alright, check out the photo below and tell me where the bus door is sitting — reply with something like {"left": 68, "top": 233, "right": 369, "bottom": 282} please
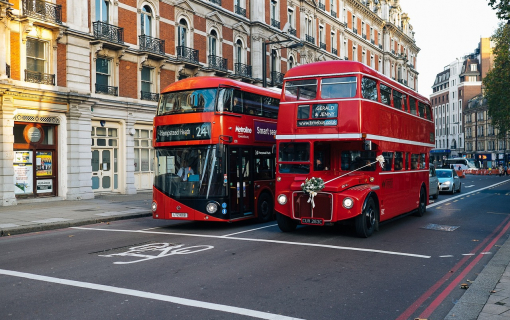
{"left": 228, "top": 147, "right": 253, "bottom": 219}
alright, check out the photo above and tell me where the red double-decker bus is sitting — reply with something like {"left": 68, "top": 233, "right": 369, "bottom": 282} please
{"left": 274, "top": 61, "right": 435, "bottom": 237}
{"left": 152, "top": 77, "right": 280, "bottom": 223}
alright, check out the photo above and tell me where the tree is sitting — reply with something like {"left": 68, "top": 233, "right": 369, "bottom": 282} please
{"left": 488, "top": 0, "right": 510, "bottom": 22}
{"left": 483, "top": 23, "right": 510, "bottom": 137}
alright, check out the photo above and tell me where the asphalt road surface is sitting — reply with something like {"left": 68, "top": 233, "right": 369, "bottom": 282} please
{"left": 1, "top": 175, "right": 509, "bottom": 320}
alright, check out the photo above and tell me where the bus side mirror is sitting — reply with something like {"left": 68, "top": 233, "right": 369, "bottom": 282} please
{"left": 363, "top": 140, "right": 372, "bottom": 151}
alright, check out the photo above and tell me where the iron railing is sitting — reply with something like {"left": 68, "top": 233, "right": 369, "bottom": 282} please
{"left": 6, "top": 64, "right": 10, "bottom": 78}
{"left": 235, "top": 63, "right": 252, "bottom": 78}
{"left": 289, "top": 27, "right": 297, "bottom": 36}
{"left": 305, "top": 34, "right": 315, "bottom": 44}
{"left": 139, "top": 35, "right": 165, "bottom": 55}
{"left": 93, "top": 21, "right": 124, "bottom": 44}
{"left": 318, "top": 2, "right": 325, "bottom": 10}
{"left": 332, "top": 48, "right": 337, "bottom": 55}
{"left": 331, "top": 10, "right": 336, "bottom": 18}
{"left": 210, "top": 0, "right": 221, "bottom": 5}
{"left": 24, "top": 69, "right": 55, "bottom": 85}
{"left": 235, "top": 5, "right": 246, "bottom": 17}
{"left": 22, "top": 0, "right": 62, "bottom": 24}
{"left": 208, "top": 55, "right": 228, "bottom": 71}
{"left": 176, "top": 46, "right": 199, "bottom": 64}
{"left": 95, "top": 84, "right": 118, "bottom": 96}
{"left": 320, "top": 42, "right": 326, "bottom": 50}
{"left": 141, "top": 91, "right": 159, "bottom": 102}
{"left": 271, "top": 18, "right": 280, "bottom": 29}
{"left": 271, "top": 71, "right": 284, "bottom": 86}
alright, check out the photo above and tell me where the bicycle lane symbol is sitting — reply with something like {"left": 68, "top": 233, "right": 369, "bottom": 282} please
{"left": 98, "top": 243, "right": 214, "bottom": 264}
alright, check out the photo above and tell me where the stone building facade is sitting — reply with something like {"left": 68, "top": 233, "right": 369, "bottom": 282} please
{"left": 0, "top": 0, "right": 420, "bottom": 206}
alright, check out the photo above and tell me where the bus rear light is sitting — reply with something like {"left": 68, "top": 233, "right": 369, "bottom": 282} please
{"left": 206, "top": 202, "right": 219, "bottom": 214}
{"left": 151, "top": 201, "right": 157, "bottom": 212}
{"left": 277, "top": 194, "right": 287, "bottom": 205}
{"left": 342, "top": 197, "right": 354, "bottom": 209}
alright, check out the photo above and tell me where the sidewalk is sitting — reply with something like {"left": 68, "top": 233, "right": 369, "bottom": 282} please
{"left": 0, "top": 193, "right": 509, "bottom": 319}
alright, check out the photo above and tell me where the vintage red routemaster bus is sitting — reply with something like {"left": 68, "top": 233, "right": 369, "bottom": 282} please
{"left": 152, "top": 77, "right": 280, "bottom": 223}
{"left": 274, "top": 61, "right": 435, "bottom": 237}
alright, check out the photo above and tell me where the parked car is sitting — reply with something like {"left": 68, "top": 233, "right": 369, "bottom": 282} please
{"left": 429, "top": 164, "right": 439, "bottom": 199}
{"left": 436, "top": 168, "right": 461, "bottom": 194}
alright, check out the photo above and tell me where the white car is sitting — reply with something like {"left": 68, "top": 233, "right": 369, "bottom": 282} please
{"left": 429, "top": 164, "right": 439, "bottom": 199}
{"left": 437, "top": 168, "right": 462, "bottom": 194}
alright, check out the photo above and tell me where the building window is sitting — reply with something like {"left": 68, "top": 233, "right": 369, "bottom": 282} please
{"left": 288, "top": 8, "right": 294, "bottom": 27}
{"left": 141, "top": 66, "right": 152, "bottom": 94}
{"left": 140, "top": 5, "right": 153, "bottom": 36}
{"left": 470, "top": 64, "right": 477, "bottom": 71}
{"left": 209, "top": 30, "right": 218, "bottom": 56}
{"left": 271, "top": 0, "right": 277, "bottom": 21}
{"left": 134, "top": 129, "right": 154, "bottom": 174}
{"left": 26, "top": 39, "right": 47, "bottom": 74}
{"left": 288, "top": 55, "right": 294, "bottom": 70}
{"left": 178, "top": 19, "right": 188, "bottom": 47}
{"left": 235, "top": 39, "right": 243, "bottom": 64}
{"left": 95, "top": 0, "right": 109, "bottom": 22}
{"left": 468, "top": 76, "right": 477, "bottom": 82}
{"left": 352, "top": 45, "right": 356, "bottom": 62}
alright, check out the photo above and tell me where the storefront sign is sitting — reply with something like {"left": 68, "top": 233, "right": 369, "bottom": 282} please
{"left": 254, "top": 120, "right": 276, "bottom": 142}
{"left": 14, "top": 151, "right": 33, "bottom": 195}
{"left": 26, "top": 126, "right": 42, "bottom": 143}
{"left": 156, "top": 123, "right": 211, "bottom": 142}
{"left": 36, "top": 151, "right": 52, "bottom": 176}
{"left": 36, "top": 179, "right": 53, "bottom": 193}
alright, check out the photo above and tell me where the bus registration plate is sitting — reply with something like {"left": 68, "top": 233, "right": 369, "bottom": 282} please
{"left": 301, "top": 217, "right": 324, "bottom": 226}
{"left": 171, "top": 212, "right": 188, "bottom": 218}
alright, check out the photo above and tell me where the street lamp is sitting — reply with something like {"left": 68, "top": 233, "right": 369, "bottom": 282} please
{"left": 262, "top": 40, "right": 303, "bottom": 87}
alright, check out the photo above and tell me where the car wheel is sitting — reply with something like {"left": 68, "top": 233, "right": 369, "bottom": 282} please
{"left": 355, "top": 196, "right": 378, "bottom": 238}
{"left": 276, "top": 212, "right": 297, "bottom": 232}
{"left": 432, "top": 184, "right": 439, "bottom": 199}
{"left": 450, "top": 185, "right": 455, "bottom": 195}
{"left": 256, "top": 193, "right": 273, "bottom": 223}
{"left": 415, "top": 186, "right": 427, "bottom": 217}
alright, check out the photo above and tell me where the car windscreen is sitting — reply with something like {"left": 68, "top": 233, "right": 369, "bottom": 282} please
{"left": 436, "top": 170, "right": 452, "bottom": 178}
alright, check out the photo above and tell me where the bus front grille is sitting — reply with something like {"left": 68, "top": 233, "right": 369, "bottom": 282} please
{"left": 293, "top": 192, "right": 333, "bottom": 221}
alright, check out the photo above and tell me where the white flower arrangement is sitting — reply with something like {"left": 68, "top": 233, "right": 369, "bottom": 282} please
{"left": 301, "top": 177, "right": 325, "bottom": 208}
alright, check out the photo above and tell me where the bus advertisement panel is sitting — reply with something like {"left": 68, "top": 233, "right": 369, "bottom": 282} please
{"left": 152, "top": 77, "right": 280, "bottom": 223}
{"left": 274, "top": 61, "right": 435, "bottom": 237}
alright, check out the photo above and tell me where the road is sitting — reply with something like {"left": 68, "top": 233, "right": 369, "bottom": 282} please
{"left": 1, "top": 175, "right": 509, "bottom": 320}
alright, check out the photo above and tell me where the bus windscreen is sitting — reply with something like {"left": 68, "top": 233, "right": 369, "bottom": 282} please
{"left": 158, "top": 89, "right": 217, "bottom": 115}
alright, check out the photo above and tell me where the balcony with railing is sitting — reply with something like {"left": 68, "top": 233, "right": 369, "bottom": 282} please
{"left": 22, "top": 0, "right": 62, "bottom": 25}
{"left": 271, "top": 71, "right": 284, "bottom": 87}
{"left": 93, "top": 21, "right": 124, "bottom": 45}
{"left": 318, "top": 2, "right": 325, "bottom": 10}
{"left": 353, "top": 28, "right": 357, "bottom": 34}
{"left": 305, "top": 34, "right": 315, "bottom": 44}
{"left": 210, "top": 0, "right": 221, "bottom": 5}
{"left": 371, "top": 39, "right": 375, "bottom": 45}
{"left": 332, "top": 48, "right": 337, "bottom": 55}
{"left": 141, "top": 91, "right": 160, "bottom": 102}
{"left": 176, "top": 46, "right": 199, "bottom": 64}
{"left": 234, "top": 63, "right": 252, "bottom": 78}
{"left": 6, "top": 64, "right": 10, "bottom": 78}
{"left": 271, "top": 18, "right": 280, "bottom": 29}
{"left": 289, "top": 27, "right": 297, "bottom": 36}
{"left": 95, "top": 84, "right": 118, "bottom": 96}
{"left": 235, "top": 5, "right": 246, "bottom": 17}
{"left": 331, "top": 10, "right": 336, "bottom": 18}
{"left": 320, "top": 42, "right": 326, "bottom": 50}
{"left": 208, "top": 55, "right": 228, "bottom": 72}
{"left": 139, "top": 35, "right": 165, "bottom": 57}
{"left": 24, "top": 69, "right": 55, "bottom": 85}
{"left": 362, "top": 33, "right": 367, "bottom": 40}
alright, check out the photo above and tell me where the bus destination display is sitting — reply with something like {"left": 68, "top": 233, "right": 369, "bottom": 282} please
{"left": 156, "top": 122, "right": 211, "bottom": 142}
{"left": 312, "top": 103, "right": 338, "bottom": 118}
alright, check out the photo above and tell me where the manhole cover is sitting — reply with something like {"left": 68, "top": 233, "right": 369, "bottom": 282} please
{"left": 421, "top": 224, "right": 459, "bottom": 232}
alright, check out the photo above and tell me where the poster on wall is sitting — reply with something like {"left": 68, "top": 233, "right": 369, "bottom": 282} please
{"left": 36, "top": 179, "right": 53, "bottom": 193}
{"left": 36, "top": 151, "right": 52, "bottom": 176}
{"left": 14, "top": 151, "right": 33, "bottom": 195}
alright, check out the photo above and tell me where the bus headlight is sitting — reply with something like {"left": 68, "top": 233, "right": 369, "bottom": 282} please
{"left": 277, "top": 194, "right": 287, "bottom": 205}
{"left": 206, "top": 202, "right": 219, "bottom": 214}
{"left": 151, "top": 201, "right": 157, "bottom": 212}
{"left": 343, "top": 197, "right": 354, "bottom": 209}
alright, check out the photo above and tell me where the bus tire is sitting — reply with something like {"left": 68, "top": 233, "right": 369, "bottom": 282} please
{"left": 277, "top": 212, "right": 297, "bottom": 232}
{"left": 415, "top": 186, "right": 427, "bottom": 217}
{"left": 256, "top": 193, "right": 273, "bottom": 223}
{"left": 355, "top": 196, "right": 378, "bottom": 238}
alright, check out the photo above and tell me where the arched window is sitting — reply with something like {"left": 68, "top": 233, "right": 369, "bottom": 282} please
{"left": 141, "top": 5, "right": 152, "bottom": 36}
{"left": 209, "top": 30, "right": 218, "bottom": 57}
{"left": 178, "top": 19, "right": 188, "bottom": 47}
{"left": 271, "top": 49, "right": 278, "bottom": 72}
{"left": 288, "top": 56, "right": 294, "bottom": 70}
{"left": 235, "top": 39, "right": 243, "bottom": 64}
{"left": 96, "top": 0, "right": 109, "bottom": 22}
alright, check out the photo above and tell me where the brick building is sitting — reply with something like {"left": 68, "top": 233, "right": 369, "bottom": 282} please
{"left": 0, "top": 0, "right": 420, "bottom": 206}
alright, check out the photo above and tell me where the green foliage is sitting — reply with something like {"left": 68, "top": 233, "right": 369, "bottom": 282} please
{"left": 488, "top": 0, "right": 510, "bottom": 22}
{"left": 483, "top": 23, "right": 510, "bottom": 137}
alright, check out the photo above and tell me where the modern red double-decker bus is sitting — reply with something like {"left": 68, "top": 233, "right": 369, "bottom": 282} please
{"left": 152, "top": 77, "right": 280, "bottom": 223}
{"left": 274, "top": 61, "right": 435, "bottom": 237}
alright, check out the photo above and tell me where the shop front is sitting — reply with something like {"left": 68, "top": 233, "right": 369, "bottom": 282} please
{"left": 430, "top": 149, "right": 451, "bottom": 167}
{"left": 13, "top": 122, "right": 58, "bottom": 198}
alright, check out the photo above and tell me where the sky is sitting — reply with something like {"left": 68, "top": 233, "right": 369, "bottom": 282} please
{"left": 399, "top": 0, "right": 503, "bottom": 97}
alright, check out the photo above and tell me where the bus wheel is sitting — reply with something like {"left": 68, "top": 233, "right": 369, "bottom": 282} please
{"left": 277, "top": 212, "right": 297, "bottom": 232}
{"left": 415, "top": 187, "right": 427, "bottom": 217}
{"left": 256, "top": 193, "right": 273, "bottom": 223}
{"left": 355, "top": 197, "right": 377, "bottom": 238}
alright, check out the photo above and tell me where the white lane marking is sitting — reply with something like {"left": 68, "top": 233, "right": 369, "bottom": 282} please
{"left": 427, "top": 179, "right": 510, "bottom": 209}
{"left": 0, "top": 269, "right": 303, "bottom": 320}
{"left": 71, "top": 227, "right": 431, "bottom": 259}
{"left": 222, "top": 224, "right": 277, "bottom": 237}
{"left": 481, "top": 252, "right": 492, "bottom": 255}
{"left": 465, "top": 185, "right": 475, "bottom": 188}
{"left": 439, "top": 255, "right": 454, "bottom": 258}
{"left": 462, "top": 253, "right": 475, "bottom": 256}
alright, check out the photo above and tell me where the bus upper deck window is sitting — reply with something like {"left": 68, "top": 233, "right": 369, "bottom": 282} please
{"left": 284, "top": 79, "right": 317, "bottom": 101}
{"left": 321, "top": 76, "right": 357, "bottom": 99}
{"left": 380, "top": 84, "right": 391, "bottom": 106}
{"left": 361, "top": 77, "right": 378, "bottom": 101}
